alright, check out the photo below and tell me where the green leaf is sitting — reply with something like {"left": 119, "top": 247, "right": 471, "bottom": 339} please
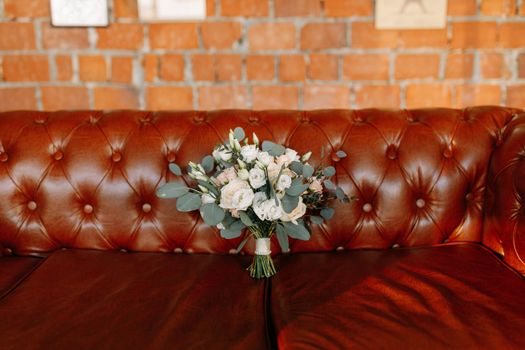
{"left": 262, "top": 141, "right": 285, "bottom": 156}
{"left": 336, "top": 187, "right": 347, "bottom": 201}
{"left": 233, "top": 127, "right": 245, "bottom": 141}
{"left": 156, "top": 182, "right": 189, "bottom": 199}
{"left": 289, "top": 161, "right": 303, "bottom": 175}
{"left": 282, "top": 222, "right": 310, "bottom": 241}
{"left": 302, "top": 164, "right": 314, "bottom": 178}
{"left": 220, "top": 220, "right": 246, "bottom": 239}
{"left": 276, "top": 224, "right": 290, "bottom": 253}
{"left": 323, "top": 180, "right": 336, "bottom": 190}
{"left": 239, "top": 211, "right": 254, "bottom": 227}
{"left": 201, "top": 155, "right": 214, "bottom": 173}
{"left": 168, "top": 163, "right": 182, "bottom": 176}
{"left": 221, "top": 211, "right": 236, "bottom": 227}
{"left": 282, "top": 194, "right": 299, "bottom": 214}
{"left": 323, "top": 166, "right": 336, "bottom": 177}
{"left": 336, "top": 150, "right": 347, "bottom": 158}
{"left": 235, "top": 237, "right": 249, "bottom": 253}
{"left": 200, "top": 203, "right": 225, "bottom": 226}
{"left": 311, "top": 215, "right": 324, "bottom": 225}
{"left": 197, "top": 180, "right": 219, "bottom": 196}
{"left": 286, "top": 183, "right": 309, "bottom": 197}
{"left": 176, "top": 192, "right": 201, "bottom": 212}
{"left": 262, "top": 140, "right": 274, "bottom": 152}
{"left": 320, "top": 207, "right": 335, "bottom": 220}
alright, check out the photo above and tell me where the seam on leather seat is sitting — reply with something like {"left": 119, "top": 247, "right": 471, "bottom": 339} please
{"left": 264, "top": 277, "right": 278, "bottom": 350}
{"left": 0, "top": 256, "right": 46, "bottom": 301}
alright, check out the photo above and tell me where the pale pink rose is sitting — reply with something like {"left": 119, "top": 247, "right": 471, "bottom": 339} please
{"left": 215, "top": 172, "right": 228, "bottom": 186}
{"left": 230, "top": 209, "right": 240, "bottom": 218}
{"left": 223, "top": 167, "right": 237, "bottom": 182}
{"left": 309, "top": 179, "right": 323, "bottom": 193}
{"left": 281, "top": 197, "right": 307, "bottom": 224}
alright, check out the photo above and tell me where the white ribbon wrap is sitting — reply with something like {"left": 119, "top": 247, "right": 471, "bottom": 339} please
{"left": 255, "top": 238, "right": 271, "bottom": 255}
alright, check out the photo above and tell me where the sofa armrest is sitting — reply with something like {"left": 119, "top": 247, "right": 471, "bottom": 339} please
{"left": 484, "top": 113, "right": 525, "bottom": 275}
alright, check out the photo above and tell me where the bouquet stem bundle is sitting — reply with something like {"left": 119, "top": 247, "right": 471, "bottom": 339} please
{"left": 248, "top": 253, "right": 276, "bottom": 279}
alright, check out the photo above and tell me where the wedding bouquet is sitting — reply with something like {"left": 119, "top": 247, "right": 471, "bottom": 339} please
{"left": 157, "top": 127, "right": 350, "bottom": 278}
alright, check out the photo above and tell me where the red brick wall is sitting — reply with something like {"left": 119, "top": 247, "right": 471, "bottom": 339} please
{"left": 0, "top": 0, "right": 524, "bottom": 111}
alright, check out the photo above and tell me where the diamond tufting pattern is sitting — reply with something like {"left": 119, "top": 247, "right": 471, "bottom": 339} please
{"left": 0, "top": 108, "right": 521, "bottom": 260}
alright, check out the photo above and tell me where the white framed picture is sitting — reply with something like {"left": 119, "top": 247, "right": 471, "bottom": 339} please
{"left": 375, "top": 0, "right": 447, "bottom": 29}
{"left": 138, "top": 0, "right": 206, "bottom": 21}
{"left": 50, "top": 0, "right": 109, "bottom": 27}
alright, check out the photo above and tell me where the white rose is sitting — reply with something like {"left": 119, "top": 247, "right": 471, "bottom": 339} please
{"left": 215, "top": 146, "right": 232, "bottom": 161}
{"left": 230, "top": 188, "right": 255, "bottom": 211}
{"left": 257, "top": 151, "right": 273, "bottom": 166}
{"left": 263, "top": 199, "right": 283, "bottom": 221}
{"left": 253, "top": 195, "right": 268, "bottom": 221}
{"left": 219, "top": 179, "right": 252, "bottom": 209}
{"left": 237, "top": 168, "right": 249, "bottom": 180}
{"left": 223, "top": 167, "right": 237, "bottom": 182}
{"left": 309, "top": 179, "right": 323, "bottom": 193}
{"left": 201, "top": 193, "right": 216, "bottom": 204}
{"left": 280, "top": 197, "right": 307, "bottom": 224}
{"left": 276, "top": 154, "right": 291, "bottom": 167}
{"left": 249, "top": 167, "right": 266, "bottom": 189}
{"left": 276, "top": 174, "right": 292, "bottom": 191}
{"left": 267, "top": 161, "right": 281, "bottom": 182}
{"left": 285, "top": 148, "right": 299, "bottom": 162}
{"left": 241, "top": 145, "right": 259, "bottom": 163}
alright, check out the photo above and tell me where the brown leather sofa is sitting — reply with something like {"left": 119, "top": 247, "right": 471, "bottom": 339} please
{"left": 1, "top": 107, "right": 525, "bottom": 349}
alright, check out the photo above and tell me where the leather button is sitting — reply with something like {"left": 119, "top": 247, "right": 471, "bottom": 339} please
{"left": 362, "top": 203, "right": 373, "bottom": 213}
{"left": 174, "top": 248, "right": 183, "bottom": 253}
{"left": 249, "top": 115, "right": 259, "bottom": 123}
{"left": 142, "top": 203, "right": 152, "bottom": 213}
{"left": 186, "top": 248, "right": 194, "bottom": 254}
{"left": 300, "top": 115, "right": 310, "bottom": 124}
{"left": 83, "top": 204, "right": 94, "bottom": 214}
{"left": 465, "top": 193, "right": 473, "bottom": 201}
{"left": 0, "top": 152, "right": 8, "bottom": 162}
{"left": 4, "top": 248, "right": 12, "bottom": 255}
{"left": 386, "top": 145, "right": 397, "bottom": 160}
{"left": 89, "top": 115, "right": 100, "bottom": 124}
{"left": 353, "top": 115, "right": 363, "bottom": 123}
{"left": 34, "top": 117, "right": 46, "bottom": 124}
{"left": 443, "top": 147, "right": 453, "bottom": 159}
{"left": 140, "top": 115, "right": 151, "bottom": 124}
{"left": 336, "top": 246, "right": 344, "bottom": 251}
{"left": 331, "top": 152, "right": 341, "bottom": 162}
{"left": 416, "top": 198, "right": 426, "bottom": 208}
{"left": 229, "top": 248, "right": 237, "bottom": 254}
{"left": 112, "top": 152, "right": 122, "bottom": 162}
{"left": 53, "top": 151, "right": 63, "bottom": 161}
{"left": 166, "top": 152, "right": 176, "bottom": 163}
{"left": 27, "top": 201, "right": 37, "bottom": 211}
{"left": 120, "top": 248, "right": 127, "bottom": 253}
{"left": 193, "top": 114, "right": 205, "bottom": 123}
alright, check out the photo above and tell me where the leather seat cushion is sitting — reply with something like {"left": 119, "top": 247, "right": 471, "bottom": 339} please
{"left": 271, "top": 243, "right": 525, "bottom": 349}
{"left": 0, "top": 250, "right": 270, "bottom": 350}
{"left": 0, "top": 256, "right": 42, "bottom": 299}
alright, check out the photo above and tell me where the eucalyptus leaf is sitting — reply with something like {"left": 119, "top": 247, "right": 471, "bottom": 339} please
{"left": 323, "top": 180, "right": 336, "bottom": 190}
{"left": 168, "top": 163, "right": 182, "bottom": 176}
{"left": 197, "top": 180, "right": 219, "bottom": 196}
{"left": 323, "top": 166, "right": 336, "bottom": 177}
{"left": 221, "top": 211, "right": 236, "bottom": 228}
{"left": 176, "top": 192, "right": 201, "bottom": 212}
{"left": 269, "top": 144, "right": 286, "bottom": 157}
{"left": 233, "top": 127, "right": 245, "bottom": 141}
{"left": 276, "top": 224, "right": 290, "bottom": 253}
{"left": 239, "top": 211, "right": 254, "bottom": 227}
{"left": 311, "top": 215, "right": 324, "bottom": 225}
{"left": 201, "top": 155, "right": 214, "bottom": 173}
{"left": 320, "top": 207, "right": 335, "bottom": 220}
{"left": 200, "top": 203, "right": 225, "bottom": 226}
{"left": 286, "top": 183, "right": 309, "bottom": 197}
{"left": 235, "top": 236, "right": 249, "bottom": 253}
{"left": 156, "top": 182, "right": 189, "bottom": 199}
{"left": 262, "top": 141, "right": 274, "bottom": 152}
{"left": 282, "top": 222, "right": 310, "bottom": 241}
{"left": 289, "top": 161, "right": 303, "bottom": 175}
{"left": 336, "top": 150, "right": 347, "bottom": 158}
{"left": 336, "top": 187, "right": 347, "bottom": 201}
{"left": 220, "top": 220, "right": 246, "bottom": 239}
{"left": 282, "top": 194, "right": 299, "bottom": 213}
{"left": 302, "top": 164, "right": 314, "bottom": 178}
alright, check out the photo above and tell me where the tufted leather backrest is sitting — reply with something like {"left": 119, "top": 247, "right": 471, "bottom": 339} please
{"left": 484, "top": 113, "right": 525, "bottom": 274}
{"left": 0, "top": 108, "right": 519, "bottom": 256}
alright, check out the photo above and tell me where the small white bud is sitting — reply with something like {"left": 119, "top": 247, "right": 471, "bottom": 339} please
{"left": 237, "top": 159, "right": 246, "bottom": 168}
{"left": 198, "top": 185, "right": 209, "bottom": 193}
{"left": 253, "top": 133, "right": 259, "bottom": 146}
{"left": 234, "top": 139, "right": 242, "bottom": 151}
{"left": 301, "top": 151, "right": 312, "bottom": 162}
